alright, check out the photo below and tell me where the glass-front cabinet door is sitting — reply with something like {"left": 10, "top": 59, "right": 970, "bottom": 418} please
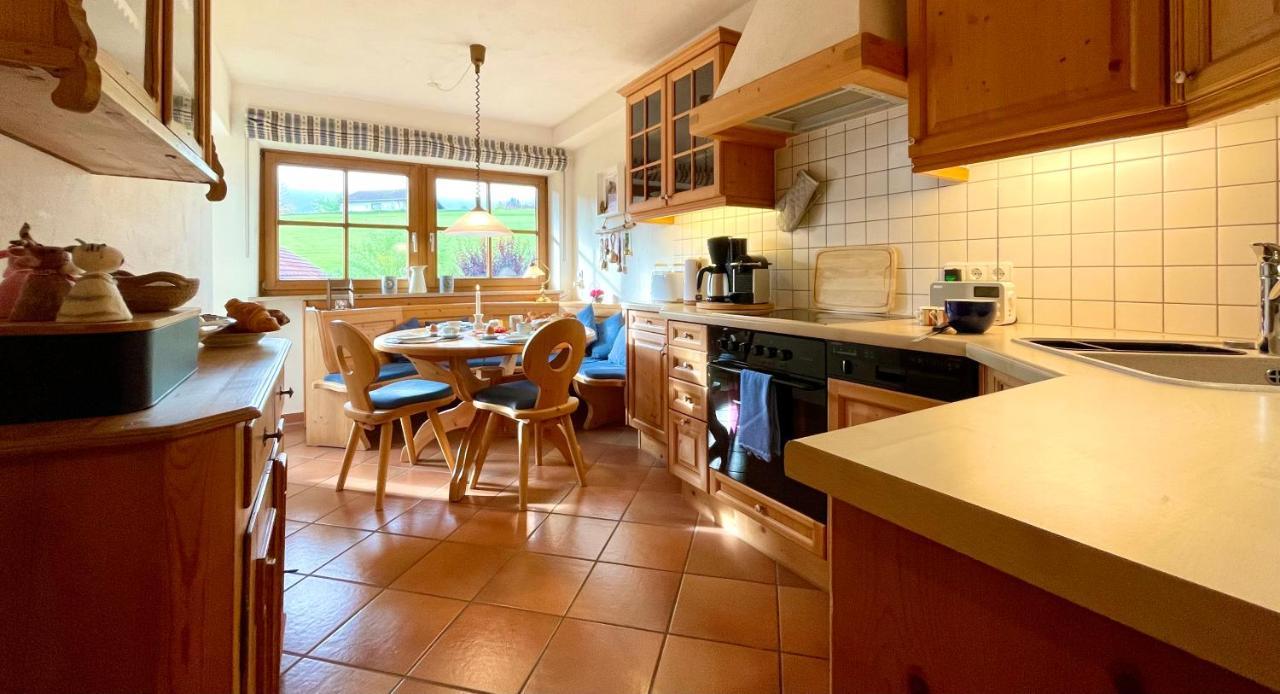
{"left": 626, "top": 78, "right": 666, "bottom": 215}
{"left": 82, "top": 0, "right": 162, "bottom": 113}
{"left": 166, "top": 0, "right": 204, "bottom": 156}
{"left": 667, "top": 48, "right": 721, "bottom": 207}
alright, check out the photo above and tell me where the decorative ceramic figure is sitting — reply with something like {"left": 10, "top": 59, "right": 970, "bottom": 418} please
{"left": 0, "top": 224, "right": 38, "bottom": 319}
{"left": 8, "top": 225, "right": 74, "bottom": 322}
{"left": 56, "top": 240, "right": 132, "bottom": 323}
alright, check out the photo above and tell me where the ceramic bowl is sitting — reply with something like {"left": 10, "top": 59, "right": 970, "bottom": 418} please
{"left": 115, "top": 271, "right": 200, "bottom": 312}
{"left": 944, "top": 299, "right": 998, "bottom": 334}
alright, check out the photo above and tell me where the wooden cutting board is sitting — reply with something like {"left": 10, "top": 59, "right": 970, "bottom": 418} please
{"left": 812, "top": 246, "right": 899, "bottom": 313}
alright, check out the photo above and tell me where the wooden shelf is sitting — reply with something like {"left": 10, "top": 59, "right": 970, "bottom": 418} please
{"left": 0, "top": 62, "right": 216, "bottom": 184}
{"left": 0, "top": 308, "right": 198, "bottom": 336}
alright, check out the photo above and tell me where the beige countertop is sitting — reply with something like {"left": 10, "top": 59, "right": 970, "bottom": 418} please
{"left": 654, "top": 305, "right": 1280, "bottom": 689}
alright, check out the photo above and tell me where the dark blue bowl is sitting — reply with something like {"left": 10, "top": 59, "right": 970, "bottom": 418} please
{"left": 945, "top": 299, "right": 997, "bottom": 334}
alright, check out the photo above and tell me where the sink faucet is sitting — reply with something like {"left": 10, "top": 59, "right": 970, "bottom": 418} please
{"left": 1254, "top": 242, "right": 1280, "bottom": 353}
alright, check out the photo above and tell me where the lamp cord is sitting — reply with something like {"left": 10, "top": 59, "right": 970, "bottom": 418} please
{"left": 473, "top": 64, "right": 482, "bottom": 206}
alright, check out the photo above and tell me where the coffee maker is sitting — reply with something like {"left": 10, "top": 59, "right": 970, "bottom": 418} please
{"left": 695, "top": 236, "right": 733, "bottom": 302}
{"left": 729, "top": 250, "right": 771, "bottom": 304}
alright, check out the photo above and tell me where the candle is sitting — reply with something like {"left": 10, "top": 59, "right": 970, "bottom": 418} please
{"left": 474, "top": 284, "right": 481, "bottom": 315}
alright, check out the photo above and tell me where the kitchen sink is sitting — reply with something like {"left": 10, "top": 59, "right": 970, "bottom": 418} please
{"left": 1023, "top": 338, "right": 1246, "bottom": 355}
{"left": 1019, "top": 338, "right": 1280, "bottom": 390}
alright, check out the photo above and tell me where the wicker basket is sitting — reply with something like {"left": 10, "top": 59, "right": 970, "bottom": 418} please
{"left": 114, "top": 272, "right": 200, "bottom": 313}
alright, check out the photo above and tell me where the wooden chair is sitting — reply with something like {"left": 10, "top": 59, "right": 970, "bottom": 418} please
{"left": 327, "top": 320, "right": 457, "bottom": 510}
{"left": 467, "top": 318, "right": 590, "bottom": 510}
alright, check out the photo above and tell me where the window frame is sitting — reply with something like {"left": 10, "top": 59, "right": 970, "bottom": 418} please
{"left": 259, "top": 149, "right": 549, "bottom": 296}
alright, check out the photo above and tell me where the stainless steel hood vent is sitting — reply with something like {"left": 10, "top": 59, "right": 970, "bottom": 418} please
{"left": 748, "top": 85, "right": 903, "bottom": 134}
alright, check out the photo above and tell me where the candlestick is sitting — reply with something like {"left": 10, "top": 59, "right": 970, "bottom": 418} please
{"left": 474, "top": 284, "right": 481, "bottom": 316}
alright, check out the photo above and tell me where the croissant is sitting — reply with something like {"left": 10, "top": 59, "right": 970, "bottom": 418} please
{"left": 225, "top": 298, "right": 282, "bottom": 333}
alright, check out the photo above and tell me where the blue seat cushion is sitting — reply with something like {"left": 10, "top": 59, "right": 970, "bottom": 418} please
{"left": 473, "top": 379, "right": 539, "bottom": 410}
{"left": 607, "top": 325, "right": 627, "bottom": 366}
{"left": 579, "top": 357, "right": 626, "bottom": 380}
{"left": 468, "top": 355, "right": 523, "bottom": 368}
{"left": 575, "top": 303, "right": 598, "bottom": 352}
{"left": 324, "top": 360, "right": 417, "bottom": 385}
{"left": 368, "top": 379, "right": 454, "bottom": 410}
{"left": 589, "top": 311, "right": 624, "bottom": 360}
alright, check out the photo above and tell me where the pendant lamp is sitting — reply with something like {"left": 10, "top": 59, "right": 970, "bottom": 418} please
{"left": 443, "top": 44, "right": 512, "bottom": 237}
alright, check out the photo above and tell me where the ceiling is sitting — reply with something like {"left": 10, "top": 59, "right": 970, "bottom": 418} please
{"left": 215, "top": 0, "right": 753, "bottom": 130}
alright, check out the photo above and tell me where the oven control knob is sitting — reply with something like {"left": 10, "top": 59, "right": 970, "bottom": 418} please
{"left": 780, "top": 349, "right": 794, "bottom": 361}
{"left": 718, "top": 338, "right": 731, "bottom": 351}
{"left": 767, "top": 347, "right": 779, "bottom": 358}
{"left": 842, "top": 359, "right": 853, "bottom": 374}
{"left": 753, "top": 345, "right": 766, "bottom": 356}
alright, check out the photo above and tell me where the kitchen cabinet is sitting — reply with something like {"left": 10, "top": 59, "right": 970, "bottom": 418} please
{"left": 908, "top": 0, "right": 1280, "bottom": 171}
{"left": 829, "top": 499, "right": 1273, "bottom": 694}
{"left": 667, "top": 411, "right": 708, "bottom": 491}
{"left": 0, "top": 0, "right": 226, "bottom": 200}
{"left": 626, "top": 310, "right": 668, "bottom": 445}
{"left": 828, "top": 379, "right": 946, "bottom": 430}
{"left": 0, "top": 340, "right": 290, "bottom": 694}
{"left": 1178, "top": 0, "right": 1280, "bottom": 109}
{"left": 907, "top": 0, "right": 1178, "bottom": 172}
{"left": 618, "top": 27, "right": 775, "bottom": 220}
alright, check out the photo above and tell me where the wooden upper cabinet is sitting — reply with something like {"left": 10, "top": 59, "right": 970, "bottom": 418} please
{"left": 1178, "top": 0, "right": 1280, "bottom": 110}
{"left": 0, "top": 0, "right": 226, "bottom": 200}
{"left": 907, "top": 0, "right": 1178, "bottom": 171}
{"left": 626, "top": 79, "right": 667, "bottom": 217}
{"left": 619, "top": 27, "right": 774, "bottom": 220}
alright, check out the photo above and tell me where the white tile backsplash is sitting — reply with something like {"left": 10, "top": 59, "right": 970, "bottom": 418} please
{"left": 649, "top": 101, "right": 1280, "bottom": 338}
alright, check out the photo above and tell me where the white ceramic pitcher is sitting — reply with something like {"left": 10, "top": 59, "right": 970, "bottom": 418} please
{"left": 407, "top": 265, "right": 428, "bottom": 293}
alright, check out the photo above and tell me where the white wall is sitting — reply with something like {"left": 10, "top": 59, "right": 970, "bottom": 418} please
{"left": 0, "top": 135, "right": 216, "bottom": 309}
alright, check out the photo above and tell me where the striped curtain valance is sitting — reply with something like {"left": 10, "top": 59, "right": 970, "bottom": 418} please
{"left": 245, "top": 108, "right": 567, "bottom": 172}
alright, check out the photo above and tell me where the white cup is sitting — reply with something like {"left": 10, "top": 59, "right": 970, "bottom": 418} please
{"left": 439, "top": 321, "right": 461, "bottom": 337}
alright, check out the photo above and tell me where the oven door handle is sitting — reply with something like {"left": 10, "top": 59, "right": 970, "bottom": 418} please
{"left": 708, "top": 363, "right": 826, "bottom": 391}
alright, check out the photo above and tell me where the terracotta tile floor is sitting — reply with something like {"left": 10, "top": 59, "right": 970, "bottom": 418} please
{"left": 279, "top": 424, "right": 830, "bottom": 694}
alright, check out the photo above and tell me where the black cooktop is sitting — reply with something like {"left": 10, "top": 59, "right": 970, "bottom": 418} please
{"left": 765, "top": 309, "right": 908, "bottom": 324}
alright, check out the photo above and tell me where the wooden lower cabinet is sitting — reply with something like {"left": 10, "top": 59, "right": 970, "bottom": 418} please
{"left": 828, "top": 379, "right": 946, "bottom": 429}
{"left": 667, "top": 409, "right": 708, "bottom": 491}
{"left": 243, "top": 454, "right": 288, "bottom": 694}
{"left": 829, "top": 499, "right": 1273, "bottom": 693}
{"left": 0, "top": 340, "right": 290, "bottom": 694}
{"left": 626, "top": 311, "right": 668, "bottom": 444}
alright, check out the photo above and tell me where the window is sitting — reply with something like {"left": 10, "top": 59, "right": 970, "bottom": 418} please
{"left": 432, "top": 174, "right": 540, "bottom": 280}
{"left": 260, "top": 150, "right": 548, "bottom": 295}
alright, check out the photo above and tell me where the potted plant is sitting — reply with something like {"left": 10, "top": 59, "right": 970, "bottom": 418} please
{"left": 589, "top": 288, "right": 605, "bottom": 304}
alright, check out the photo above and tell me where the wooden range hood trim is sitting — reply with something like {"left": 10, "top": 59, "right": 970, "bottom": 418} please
{"left": 688, "top": 32, "right": 907, "bottom": 145}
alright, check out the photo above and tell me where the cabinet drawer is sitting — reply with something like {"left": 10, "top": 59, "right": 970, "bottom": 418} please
{"left": 629, "top": 310, "right": 666, "bottom": 335}
{"left": 243, "top": 371, "right": 287, "bottom": 506}
{"left": 668, "top": 345, "right": 707, "bottom": 386}
{"left": 711, "top": 472, "right": 825, "bottom": 558}
{"left": 667, "top": 411, "right": 708, "bottom": 492}
{"left": 668, "top": 321, "right": 708, "bottom": 352}
{"left": 668, "top": 378, "right": 707, "bottom": 421}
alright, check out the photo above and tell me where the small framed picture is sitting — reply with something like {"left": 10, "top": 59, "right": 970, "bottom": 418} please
{"left": 596, "top": 166, "right": 620, "bottom": 217}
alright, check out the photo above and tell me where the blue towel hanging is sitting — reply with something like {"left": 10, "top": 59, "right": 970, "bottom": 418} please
{"left": 737, "top": 369, "right": 779, "bottom": 462}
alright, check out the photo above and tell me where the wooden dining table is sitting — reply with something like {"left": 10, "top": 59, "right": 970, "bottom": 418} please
{"left": 374, "top": 325, "right": 595, "bottom": 500}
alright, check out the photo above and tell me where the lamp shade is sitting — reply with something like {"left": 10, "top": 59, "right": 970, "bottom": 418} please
{"left": 442, "top": 206, "right": 513, "bottom": 237}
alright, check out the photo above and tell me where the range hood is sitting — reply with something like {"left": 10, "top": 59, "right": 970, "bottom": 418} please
{"left": 690, "top": 0, "right": 907, "bottom": 145}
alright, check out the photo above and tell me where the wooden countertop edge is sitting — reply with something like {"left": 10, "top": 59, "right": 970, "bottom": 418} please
{"left": 0, "top": 338, "right": 290, "bottom": 455}
{"left": 787, "top": 440, "right": 1280, "bottom": 690}
{"left": 0, "top": 308, "right": 199, "bottom": 335}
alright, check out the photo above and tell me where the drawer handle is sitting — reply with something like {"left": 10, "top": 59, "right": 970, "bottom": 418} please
{"left": 278, "top": 387, "right": 294, "bottom": 398}
{"left": 680, "top": 332, "right": 693, "bottom": 339}
{"left": 682, "top": 395, "right": 695, "bottom": 404}
{"left": 753, "top": 503, "right": 767, "bottom": 515}
{"left": 263, "top": 430, "right": 283, "bottom": 443}
{"left": 677, "top": 362, "right": 693, "bottom": 370}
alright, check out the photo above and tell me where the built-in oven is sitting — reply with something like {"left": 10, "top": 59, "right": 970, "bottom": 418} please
{"left": 706, "top": 327, "right": 829, "bottom": 522}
